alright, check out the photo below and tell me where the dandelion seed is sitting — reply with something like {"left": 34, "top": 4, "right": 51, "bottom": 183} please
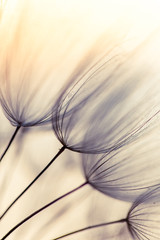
{"left": 3, "top": 27, "right": 160, "bottom": 219}
{"left": 0, "top": 13, "right": 130, "bottom": 215}
{"left": 53, "top": 30, "right": 160, "bottom": 154}
{"left": 0, "top": 0, "right": 107, "bottom": 161}
{"left": 0, "top": 2, "right": 71, "bottom": 160}
{"left": 0, "top": 0, "right": 101, "bottom": 128}
{"left": 82, "top": 128, "right": 160, "bottom": 202}
{"left": 127, "top": 186, "right": 160, "bottom": 239}
{"left": 0, "top": 17, "right": 64, "bottom": 127}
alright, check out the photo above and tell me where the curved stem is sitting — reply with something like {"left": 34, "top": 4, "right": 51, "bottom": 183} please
{"left": 0, "top": 145, "right": 66, "bottom": 220}
{"left": 1, "top": 181, "right": 88, "bottom": 240}
{"left": 0, "top": 126, "right": 21, "bottom": 162}
{"left": 53, "top": 218, "right": 127, "bottom": 240}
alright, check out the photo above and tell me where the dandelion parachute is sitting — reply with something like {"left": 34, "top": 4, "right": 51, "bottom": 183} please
{"left": 82, "top": 126, "right": 160, "bottom": 201}
{"left": 53, "top": 30, "right": 160, "bottom": 154}
{"left": 127, "top": 186, "right": 160, "bottom": 239}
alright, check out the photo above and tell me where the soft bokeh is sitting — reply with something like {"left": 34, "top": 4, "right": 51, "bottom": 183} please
{"left": 0, "top": 0, "right": 160, "bottom": 239}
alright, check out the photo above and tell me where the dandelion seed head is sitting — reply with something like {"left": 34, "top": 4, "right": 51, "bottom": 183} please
{"left": 127, "top": 186, "right": 160, "bottom": 239}
{"left": 53, "top": 30, "right": 160, "bottom": 153}
{"left": 0, "top": 0, "right": 107, "bottom": 127}
{"left": 82, "top": 127, "right": 160, "bottom": 202}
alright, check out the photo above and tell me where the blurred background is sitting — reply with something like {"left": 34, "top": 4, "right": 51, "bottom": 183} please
{"left": 0, "top": 0, "right": 160, "bottom": 239}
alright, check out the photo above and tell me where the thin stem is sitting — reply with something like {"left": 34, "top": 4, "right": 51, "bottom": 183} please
{"left": 0, "top": 126, "right": 21, "bottom": 162}
{"left": 0, "top": 145, "right": 66, "bottom": 220}
{"left": 53, "top": 218, "right": 127, "bottom": 240}
{"left": 1, "top": 182, "right": 88, "bottom": 240}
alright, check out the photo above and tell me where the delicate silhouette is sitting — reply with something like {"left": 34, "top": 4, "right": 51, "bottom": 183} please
{"left": 53, "top": 30, "right": 160, "bottom": 154}
{"left": 127, "top": 186, "right": 160, "bottom": 239}
{"left": 0, "top": 25, "right": 128, "bottom": 216}
{"left": 82, "top": 125, "right": 160, "bottom": 202}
